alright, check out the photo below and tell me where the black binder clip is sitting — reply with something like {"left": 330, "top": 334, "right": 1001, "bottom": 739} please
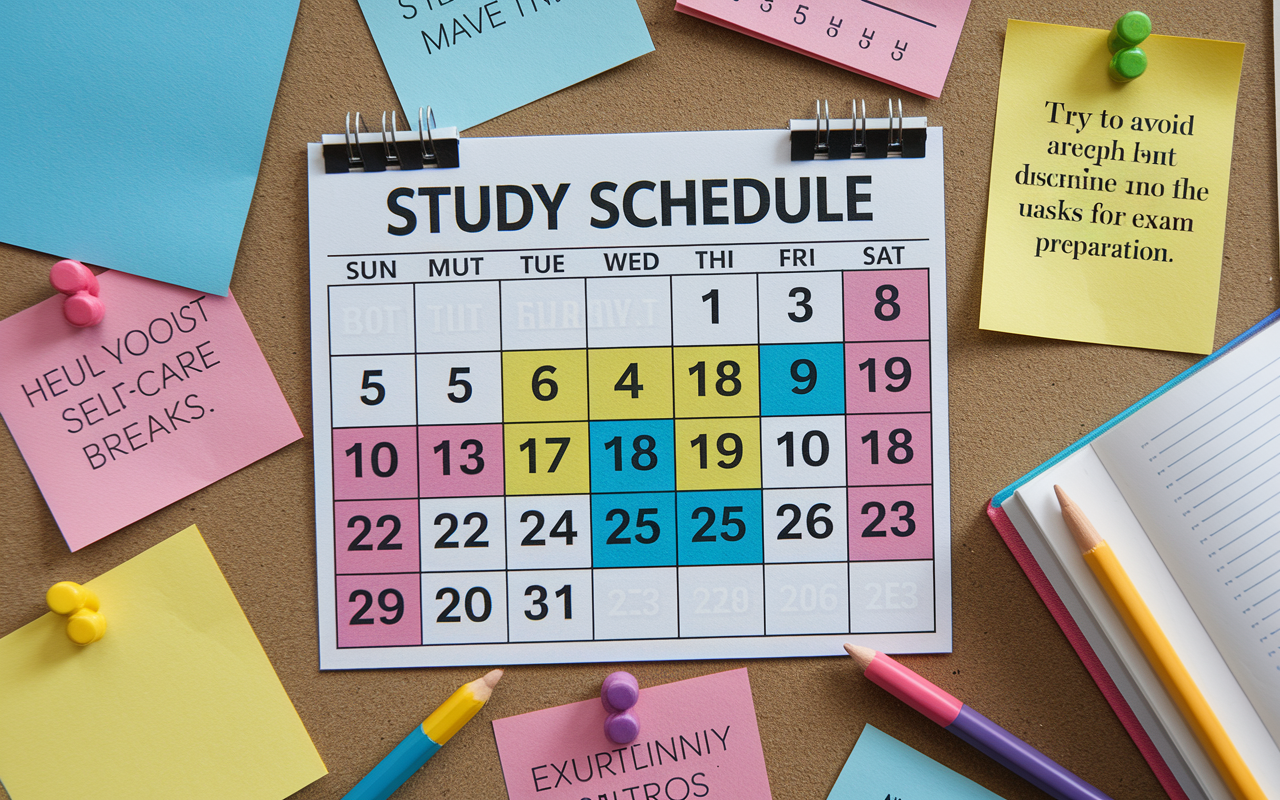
{"left": 323, "top": 107, "right": 460, "bottom": 173}
{"left": 790, "top": 100, "right": 927, "bottom": 160}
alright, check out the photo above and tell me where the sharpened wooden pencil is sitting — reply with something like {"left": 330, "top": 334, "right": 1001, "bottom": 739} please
{"left": 1054, "top": 485, "right": 1264, "bottom": 800}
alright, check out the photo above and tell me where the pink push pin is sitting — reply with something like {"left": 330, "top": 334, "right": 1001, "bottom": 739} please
{"left": 602, "top": 671, "right": 640, "bottom": 744}
{"left": 50, "top": 260, "right": 105, "bottom": 327}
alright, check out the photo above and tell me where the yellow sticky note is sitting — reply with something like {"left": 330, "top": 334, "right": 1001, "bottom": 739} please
{"left": 979, "top": 20, "right": 1244, "bottom": 354}
{"left": 0, "top": 526, "right": 326, "bottom": 800}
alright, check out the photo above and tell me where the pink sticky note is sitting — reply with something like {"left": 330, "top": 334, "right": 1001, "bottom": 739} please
{"left": 493, "top": 668, "right": 773, "bottom": 800}
{"left": 0, "top": 270, "right": 301, "bottom": 550}
{"left": 674, "top": 0, "right": 971, "bottom": 99}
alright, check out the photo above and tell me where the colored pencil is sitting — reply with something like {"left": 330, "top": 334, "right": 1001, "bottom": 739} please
{"left": 342, "top": 669, "right": 504, "bottom": 800}
{"left": 844, "top": 643, "right": 1113, "bottom": 800}
{"left": 1055, "top": 486, "right": 1265, "bottom": 800}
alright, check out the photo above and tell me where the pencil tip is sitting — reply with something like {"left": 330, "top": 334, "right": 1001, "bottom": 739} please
{"left": 1053, "top": 484, "right": 1069, "bottom": 506}
{"left": 844, "top": 643, "right": 876, "bottom": 669}
{"left": 482, "top": 669, "right": 503, "bottom": 689}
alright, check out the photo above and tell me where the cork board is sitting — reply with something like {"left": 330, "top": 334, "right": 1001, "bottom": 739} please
{"left": 0, "top": 0, "right": 1275, "bottom": 798}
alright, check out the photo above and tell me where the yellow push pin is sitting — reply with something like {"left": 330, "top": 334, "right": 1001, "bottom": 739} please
{"left": 46, "top": 581, "right": 106, "bottom": 644}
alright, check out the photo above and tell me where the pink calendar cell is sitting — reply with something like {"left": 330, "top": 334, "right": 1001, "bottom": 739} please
{"left": 845, "top": 341, "right": 931, "bottom": 414}
{"left": 332, "top": 427, "right": 419, "bottom": 500}
{"left": 334, "top": 499, "right": 419, "bottom": 574}
{"left": 844, "top": 269, "right": 929, "bottom": 342}
{"left": 847, "top": 485, "right": 934, "bottom": 561}
{"left": 847, "top": 413, "right": 932, "bottom": 486}
{"left": 419, "top": 424, "right": 505, "bottom": 497}
{"left": 336, "top": 573, "right": 422, "bottom": 648}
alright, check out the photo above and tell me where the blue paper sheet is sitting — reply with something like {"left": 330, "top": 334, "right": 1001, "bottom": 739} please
{"left": 357, "top": 0, "right": 653, "bottom": 131}
{"left": 828, "top": 726, "right": 1006, "bottom": 800}
{"left": 0, "top": 1, "right": 299, "bottom": 296}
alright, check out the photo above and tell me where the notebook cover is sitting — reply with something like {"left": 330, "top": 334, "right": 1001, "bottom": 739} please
{"left": 986, "top": 500, "right": 1188, "bottom": 800}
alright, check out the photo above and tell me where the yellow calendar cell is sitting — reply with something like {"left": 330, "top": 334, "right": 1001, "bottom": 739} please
{"left": 504, "top": 421, "right": 591, "bottom": 495}
{"left": 588, "top": 347, "right": 674, "bottom": 420}
{"left": 673, "top": 346, "right": 759, "bottom": 419}
{"left": 503, "top": 350, "right": 588, "bottom": 422}
{"left": 674, "top": 417, "right": 762, "bottom": 491}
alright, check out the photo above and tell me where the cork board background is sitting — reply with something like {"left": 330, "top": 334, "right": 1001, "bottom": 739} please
{"left": 0, "top": 0, "right": 1276, "bottom": 798}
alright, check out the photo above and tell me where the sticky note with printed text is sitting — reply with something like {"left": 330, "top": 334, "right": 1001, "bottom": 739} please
{"left": 493, "top": 668, "right": 773, "bottom": 800}
{"left": 979, "top": 20, "right": 1244, "bottom": 354}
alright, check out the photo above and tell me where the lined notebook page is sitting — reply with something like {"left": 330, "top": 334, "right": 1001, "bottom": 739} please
{"left": 1094, "top": 319, "right": 1280, "bottom": 743}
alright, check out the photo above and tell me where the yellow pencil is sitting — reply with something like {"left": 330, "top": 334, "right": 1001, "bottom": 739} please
{"left": 1054, "top": 486, "right": 1264, "bottom": 800}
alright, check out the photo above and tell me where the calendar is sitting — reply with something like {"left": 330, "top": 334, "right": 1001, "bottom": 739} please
{"left": 308, "top": 123, "right": 951, "bottom": 669}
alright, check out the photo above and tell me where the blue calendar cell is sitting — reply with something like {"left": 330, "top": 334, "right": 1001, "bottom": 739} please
{"left": 675, "top": 489, "right": 763, "bottom": 566}
{"left": 759, "top": 343, "right": 845, "bottom": 417}
{"left": 591, "top": 492, "right": 678, "bottom": 568}
{"left": 588, "top": 419, "right": 676, "bottom": 493}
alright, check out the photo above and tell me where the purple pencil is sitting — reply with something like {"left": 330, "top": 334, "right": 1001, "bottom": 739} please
{"left": 845, "top": 644, "right": 1113, "bottom": 800}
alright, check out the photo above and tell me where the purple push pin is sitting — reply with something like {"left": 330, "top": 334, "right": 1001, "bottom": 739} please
{"left": 601, "top": 671, "right": 639, "bottom": 713}
{"left": 601, "top": 671, "right": 640, "bottom": 743}
{"left": 605, "top": 710, "right": 640, "bottom": 744}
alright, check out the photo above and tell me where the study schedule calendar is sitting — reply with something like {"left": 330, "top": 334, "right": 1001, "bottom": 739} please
{"left": 307, "top": 125, "right": 951, "bottom": 668}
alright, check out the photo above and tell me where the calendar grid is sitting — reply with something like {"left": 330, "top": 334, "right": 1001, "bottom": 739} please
{"left": 325, "top": 267, "right": 941, "bottom": 650}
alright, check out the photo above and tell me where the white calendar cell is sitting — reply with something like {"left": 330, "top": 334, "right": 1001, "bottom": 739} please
{"left": 422, "top": 572, "right": 508, "bottom": 644}
{"left": 507, "top": 569, "right": 594, "bottom": 642}
{"left": 331, "top": 354, "right": 417, "bottom": 427}
{"left": 419, "top": 497, "right": 506, "bottom": 572}
{"left": 760, "top": 415, "right": 847, "bottom": 488}
{"left": 762, "top": 488, "right": 848, "bottom": 563}
{"left": 593, "top": 567, "right": 679, "bottom": 640}
{"left": 586, "top": 275, "right": 673, "bottom": 348}
{"left": 757, "top": 272, "right": 844, "bottom": 344}
{"left": 505, "top": 495, "right": 593, "bottom": 570}
{"left": 678, "top": 565, "right": 764, "bottom": 637}
{"left": 848, "top": 561, "right": 935, "bottom": 633}
{"left": 764, "top": 563, "right": 849, "bottom": 635}
{"left": 417, "top": 352, "right": 503, "bottom": 424}
{"left": 501, "top": 278, "right": 587, "bottom": 350}
{"left": 671, "top": 275, "right": 759, "bottom": 345}
{"left": 329, "top": 284, "right": 415, "bottom": 355}
{"left": 414, "top": 281, "right": 501, "bottom": 353}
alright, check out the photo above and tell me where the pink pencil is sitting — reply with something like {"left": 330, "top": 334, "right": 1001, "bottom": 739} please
{"left": 845, "top": 644, "right": 1112, "bottom": 800}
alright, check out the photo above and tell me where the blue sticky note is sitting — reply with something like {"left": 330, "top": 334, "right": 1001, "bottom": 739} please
{"left": 0, "top": 1, "right": 298, "bottom": 295}
{"left": 828, "top": 726, "right": 1006, "bottom": 800}
{"left": 358, "top": 0, "right": 653, "bottom": 131}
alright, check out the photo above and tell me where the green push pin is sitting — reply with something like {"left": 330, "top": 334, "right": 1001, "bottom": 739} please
{"left": 1107, "top": 11, "right": 1150, "bottom": 82}
{"left": 1108, "top": 11, "right": 1151, "bottom": 53}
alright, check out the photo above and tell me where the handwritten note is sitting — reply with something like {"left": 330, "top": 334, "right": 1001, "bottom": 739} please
{"left": 0, "top": 525, "right": 327, "bottom": 800}
{"left": 979, "top": 20, "right": 1244, "bottom": 354}
{"left": 674, "top": 0, "right": 971, "bottom": 99}
{"left": 492, "top": 669, "right": 773, "bottom": 800}
{"left": 0, "top": 271, "right": 301, "bottom": 550}
{"left": 357, "top": 0, "right": 653, "bottom": 131}
{"left": 827, "top": 725, "right": 1004, "bottom": 799}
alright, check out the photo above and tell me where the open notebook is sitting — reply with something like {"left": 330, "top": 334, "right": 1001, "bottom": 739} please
{"left": 989, "top": 310, "right": 1280, "bottom": 800}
